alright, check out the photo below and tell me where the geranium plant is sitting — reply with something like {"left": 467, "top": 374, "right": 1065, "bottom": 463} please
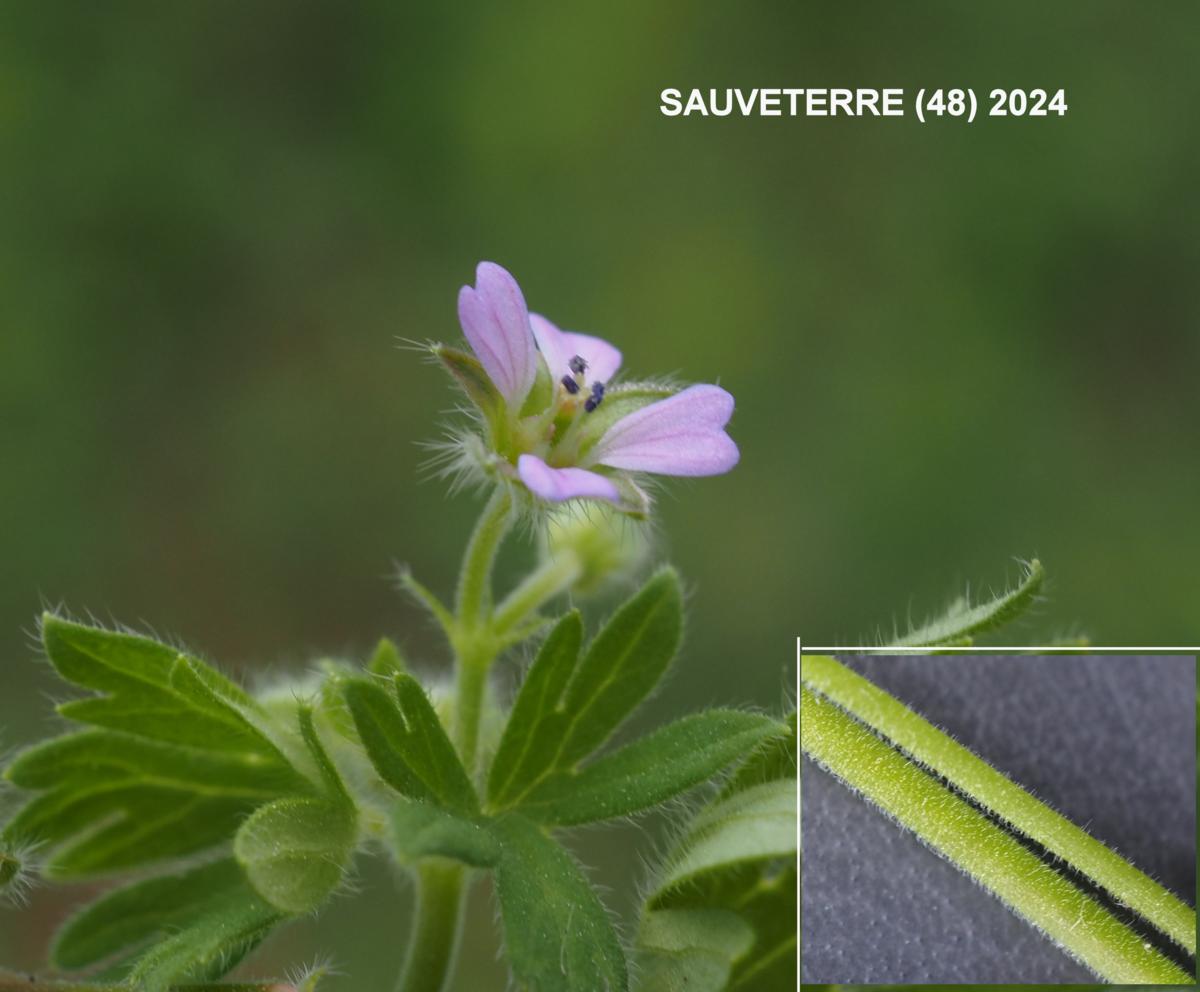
{"left": 0, "top": 263, "right": 796, "bottom": 992}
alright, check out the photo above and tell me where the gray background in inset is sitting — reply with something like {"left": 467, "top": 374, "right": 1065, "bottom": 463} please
{"left": 800, "top": 653, "right": 1196, "bottom": 984}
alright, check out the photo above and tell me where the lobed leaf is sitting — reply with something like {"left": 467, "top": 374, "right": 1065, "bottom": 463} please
{"left": 491, "top": 815, "right": 627, "bottom": 992}
{"left": 488, "top": 572, "right": 683, "bottom": 813}
{"left": 487, "top": 611, "right": 583, "bottom": 808}
{"left": 124, "top": 891, "right": 284, "bottom": 992}
{"left": 556, "top": 568, "right": 682, "bottom": 766}
{"left": 4, "top": 785, "right": 251, "bottom": 878}
{"left": 341, "top": 674, "right": 477, "bottom": 813}
{"left": 52, "top": 857, "right": 251, "bottom": 970}
{"left": 42, "top": 615, "right": 284, "bottom": 761}
{"left": 516, "top": 711, "right": 784, "bottom": 826}
{"left": 3, "top": 618, "right": 316, "bottom": 878}
{"left": 4, "top": 728, "right": 307, "bottom": 797}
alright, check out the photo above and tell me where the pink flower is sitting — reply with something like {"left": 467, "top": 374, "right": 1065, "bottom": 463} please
{"left": 453, "top": 262, "right": 738, "bottom": 511}
{"left": 457, "top": 262, "right": 538, "bottom": 406}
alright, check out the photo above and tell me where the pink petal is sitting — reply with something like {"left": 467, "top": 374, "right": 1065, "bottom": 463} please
{"left": 591, "top": 384, "right": 740, "bottom": 476}
{"left": 457, "top": 262, "right": 537, "bottom": 405}
{"left": 530, "top": 313, "right": 622, "bottom": 383}
{"left": 517, "top": 454, "right": 621, "bottom": 504}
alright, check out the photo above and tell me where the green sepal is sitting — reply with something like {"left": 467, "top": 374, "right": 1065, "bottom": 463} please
{"left": 520, "top": 362, "right": 555, "bottom": 416}
{"left": 341, "top": 674, "right": 478, "bottom": 813}
{"left": 233, "top": 796, "right": 357, "bottom": 914}
{"left": 491, "top": 814, "right": 628, "bottom": 992}
{"left": 516, "top": 711, "right": 785, "bottom": 826}
{"left": 391, "top": 798, "right": 500, "bottom": 868}
{"left": 434, "top": 344, "right": 509, "bottom": 447}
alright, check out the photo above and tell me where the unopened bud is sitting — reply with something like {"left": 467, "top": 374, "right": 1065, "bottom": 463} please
{"left": 542, "top": 504, "right": 650, "bottom": 596}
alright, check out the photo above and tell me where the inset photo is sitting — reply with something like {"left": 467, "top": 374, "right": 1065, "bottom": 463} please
{"left": 799, "top": 652, "right": 1196, "bottom": 985}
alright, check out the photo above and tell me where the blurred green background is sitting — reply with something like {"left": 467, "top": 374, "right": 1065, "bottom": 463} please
{"left": 2, "top": 1, "right": 1197, "bottom": 985}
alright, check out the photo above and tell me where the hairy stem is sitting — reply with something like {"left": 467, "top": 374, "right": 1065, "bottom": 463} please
{"left": 801, "top": 654, "right": 1197, "bottom": 953}
{"left": 397, "top": 488, "right": 513, "bottom": 992}
{"left": 490, "top": 549, "right": 581, "bottom": 635}
{"left": 454, "top": 487, "right": 513, "bottom": 626}
{"left": 799, "top": 685, "right": 1192, "bottom": 983}
{"left": 395, "top": 861, "right": 467, "bottom": 992}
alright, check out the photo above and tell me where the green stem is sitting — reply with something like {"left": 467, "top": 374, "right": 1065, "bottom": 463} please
{"left": 395, "top": 861, "right": 467, "bottom": 992}
{"left": 454, "top": 487, "right": 513, "bottom": 627}
{"left": 454, "top": 639, "right": 492, "bottom": 773}
{"left": 801, "top": 654, "right": 1197, "bottom": 953}
{"left": 490, "top": 550, "right": 582, "bottom": 635}
{"left": 799, "top": 682, "right": 1193, "bottom": 983}
{"left": 395, "top": 489, "right": 514, "bottom": 992}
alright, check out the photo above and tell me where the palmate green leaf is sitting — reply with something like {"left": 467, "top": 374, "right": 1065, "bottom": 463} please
{"left": 4, "top": 728, "right": 308, "bottom": 797}
{"left": 488, "top": 571, "right": 683, "bottom": 812}
{"left": 635, "top": 908, "right": 755, "bottom": 992}
{"left": 42, "top": 615, "right": 287, "bottom": 760}
{"left": 2, "top": 618, "right": 313, "bottom": 878}
{"left": 889, "top": 558, "right": 1044, "bottom": 647}
{"left": 4, "top": 785, "right": 253, "bottom": 878}
{"left": 516, "top": 711, "right": 784, "bottom": 826}
{"left": 52, "top": 857, "right": 253, "bottom": 971}
{"left": 491, "top": 814, "right": 627, "bottom": 992}
{"left": 341, "top": 673, "right": 477, "bottom": 813}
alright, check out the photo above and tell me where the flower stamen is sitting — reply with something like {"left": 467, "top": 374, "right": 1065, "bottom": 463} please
{"left": 584, "top": 381, "right": 605, "bottom": 413}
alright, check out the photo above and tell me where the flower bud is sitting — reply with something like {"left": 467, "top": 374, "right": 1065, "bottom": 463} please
{"left": 541, "top": 504, "right": 650, "bottom": 596}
